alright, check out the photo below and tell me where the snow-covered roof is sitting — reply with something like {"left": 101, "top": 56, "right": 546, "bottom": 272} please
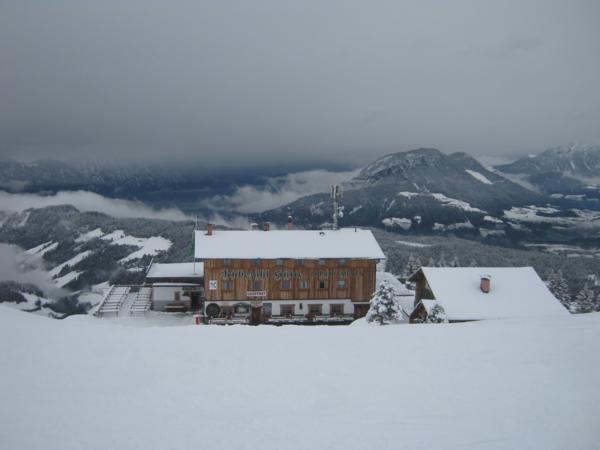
{"left": 413, "top": 267, "right": 568, "bottom": 320}
{"left": 194, "top": 228, "right": 386, "bottom": 260}
{"left": 146, "top": 262, "right": 203, "bottom": 279}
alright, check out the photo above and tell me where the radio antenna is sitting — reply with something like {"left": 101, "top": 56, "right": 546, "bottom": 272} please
{"left": 331, "top": 185, "right": 343, "bottom": 230}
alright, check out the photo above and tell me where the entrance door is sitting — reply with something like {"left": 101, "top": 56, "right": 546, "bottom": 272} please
{"left": 250, "top": 306, "right": 262, "bottom": 325}
{"left": 354, "top": 304, "right": 370, "bottom": 319}
{"left": 190, "top": 292, "right": 200, "bottom": 311}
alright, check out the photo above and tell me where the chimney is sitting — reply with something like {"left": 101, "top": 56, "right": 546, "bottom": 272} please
{"left": 287, "top": 215, "right": 293, "bottom": 230}
{"left": 263, "top": 222, "right": 270, "bottom": 232}
{"left": 206, "top": 223, "right": 213, "bottom": 236}
{"left": 480, "top": 275, "right": 491, "bottom": 293}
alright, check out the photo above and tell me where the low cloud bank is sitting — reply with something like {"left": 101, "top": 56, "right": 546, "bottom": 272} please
{"left": 203, "top": 169, "right": 358, "bottom": 213}
{"left": 0, "top": 190, "right": 191, "bottom": 221}
{"left": 0, "top": 243, "right": 64, "bottom": 296}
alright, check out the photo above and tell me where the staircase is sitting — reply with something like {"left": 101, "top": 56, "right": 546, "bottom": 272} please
{"left": 129, "top": 286, "right": 152, "bottom": 315}
{"left": 95, "top": 285, "right": 131, "bottom": 317}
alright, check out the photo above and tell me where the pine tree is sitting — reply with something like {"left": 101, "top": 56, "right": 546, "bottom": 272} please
{"left": 548, "top": 270, "right": 572, "bottom": 311}
{"left": 403, "top": 254, "right": 419, "bottom": 280}
{"left": 449, "top": 255, "right": 461, "bottom": 267}
{"left": 469, "top": 259, "right": 478, "bottom": 267}
{"left": 437, "top": 252, "right": 448, "bottom": 267}
{"left": 573, "top": 283, "right": 595, "bottom": 313}
{"left": 426, "top": 304, "right": 448, "bottom": 323}
{"left": 366, "top": 281, "right": 401, "bottom": 325}
{"left": 427, "top": 257, "right": 436, "bottom": 267}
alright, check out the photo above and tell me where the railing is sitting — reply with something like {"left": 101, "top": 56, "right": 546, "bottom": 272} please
{"left": 129, "top": 286, "right": 152, "bottom": 315}
{"left": 95, "top": 285, "right": 130, "bottom": 317}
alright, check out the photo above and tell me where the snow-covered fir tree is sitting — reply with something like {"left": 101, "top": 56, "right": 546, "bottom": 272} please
{"left": 366, "top": 281, "right": 401, "bottom": 325}
{"left": 403, "top": 254, "right": 419, "bottom": 280}
{"left": 427, "top": 257, "right": 436, "bottom": 267}
{"left": 469, "top": 259, "right": 478, "bottom": 267}
{"left": 449, "top": 255, "right": 461, "bottom": 267}
{"left": 426, "top": 304, "right": 448, "bottom": 323}
{"left": 546, "top": 270, "right": 572, "bottom": 311}
{"left": 573, "top": 283, "right": 595, "bottom": 313}
{"left": 437, "top": 252, "right": 448, "bottom": 267}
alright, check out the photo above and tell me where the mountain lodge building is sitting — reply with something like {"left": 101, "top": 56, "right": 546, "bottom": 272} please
{"left": 194, "top": 225, "right": 385, "bottom": 324}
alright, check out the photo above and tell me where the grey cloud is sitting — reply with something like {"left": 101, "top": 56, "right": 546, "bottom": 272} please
{"left": 1, "top": 0, "right": 599, "bottom": 167}
{"left": 0, "top": 191, "right": 191, "bottom": 220}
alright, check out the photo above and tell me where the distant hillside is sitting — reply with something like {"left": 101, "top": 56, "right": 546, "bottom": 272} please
{"left": 496, "top": 144, "right": 600, "bottom": 200}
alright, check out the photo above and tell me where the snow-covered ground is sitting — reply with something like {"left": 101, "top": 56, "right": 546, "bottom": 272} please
{"left": 1, "top": 307, "right": 598, "bottom": 450}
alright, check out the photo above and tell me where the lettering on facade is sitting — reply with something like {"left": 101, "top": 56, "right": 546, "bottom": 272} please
{"left": 220, "top": 268, "right": 363, "bottom": 281}
{"left": 221, "top": 269, "right": 269, "bottom": 280}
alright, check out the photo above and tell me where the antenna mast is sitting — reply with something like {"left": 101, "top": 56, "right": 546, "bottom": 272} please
{"left": 331, "top": 184, "right": 343, "bottom": 230}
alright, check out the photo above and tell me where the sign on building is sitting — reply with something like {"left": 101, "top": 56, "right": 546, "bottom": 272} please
{"left": 209, "top": 280, "right": 218, "bottom": 290}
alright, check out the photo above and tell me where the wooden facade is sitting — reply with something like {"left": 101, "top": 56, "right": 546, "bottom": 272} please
{"left": 203, "top": 258, "right": 377, "bottom": 303}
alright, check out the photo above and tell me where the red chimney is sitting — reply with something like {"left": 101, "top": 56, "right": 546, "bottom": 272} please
{"left": 206, "top": 223, "right": 213, "bottom": 236}
{"left": 287, "top": 215, "right": 293, "bottom": 230}
{"left": 263, "top": 222, "right": 270, "bottom": 232}
{"left": 480, "top": 275, "right": 491, "bottom": 293}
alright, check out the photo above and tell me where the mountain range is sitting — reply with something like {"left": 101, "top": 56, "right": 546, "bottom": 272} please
{"left": 496, "top": 144, "right": 600, "bottom": 199}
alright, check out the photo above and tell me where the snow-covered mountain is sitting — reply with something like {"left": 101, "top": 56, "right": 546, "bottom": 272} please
{"left": 496, "top": 144, "right": 600, "bottom": 198}
{"left": 256, "top": 148, "right": 542, "bottom": 234}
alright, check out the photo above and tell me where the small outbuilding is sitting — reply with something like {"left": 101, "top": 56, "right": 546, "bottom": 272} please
{"left": 408, "top": 266, "right": 568, "bottom": 323}
{"left": 145, "top": 262, "right": 204, "bottom": 312}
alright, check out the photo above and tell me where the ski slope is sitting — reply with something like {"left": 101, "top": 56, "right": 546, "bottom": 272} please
{"left": 1, "top": 307, "right": 599, "bottom": 450}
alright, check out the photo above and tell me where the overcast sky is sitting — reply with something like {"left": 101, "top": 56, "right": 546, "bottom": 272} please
{"left": 1, "top": 0, "right": 599, "bottom": 169}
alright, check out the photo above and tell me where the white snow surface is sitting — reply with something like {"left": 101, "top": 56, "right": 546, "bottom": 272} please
{"left": 395, "top": 240, "right": 431, "bottom": 248}
{"left": 465, "top": 169, "right": 494, "bottom": 184}
{"left": 75, "top": 228, "right": 104, "bottom": 242}
{"left": 430, "top": 193, "right": 486, "bottom": 213}
{"left": 397, "top": 191, "right": 485, "bottom": 213}
{"left": 100, "top": 230, "right": 172, "bottom": 262}
{"left": 54, "top": 270, "right": 82, "bottom": 287}
{"left": 49, "top": 250, "right": 93, "bottom": 278}
{"left": 195, "top": 228, "right": 385, "bottom": 259}
{"left": 417, "top": 267, "right": 568, "bottom": 321}
{"left": 381, "top": 217, "right": 411, "bottom": 230}
{"left": 146, "top": 262, "right": 204, "bottom": 279}
{"left": 25, "top": 241, "right": 58, "bottom": 256}
{"left": 1, "top": 306, "right": 599, "bottom": 450}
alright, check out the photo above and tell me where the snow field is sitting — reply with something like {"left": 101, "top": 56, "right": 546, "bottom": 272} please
{"left": 1, "top": 308, "right": 599, "bottom": 450}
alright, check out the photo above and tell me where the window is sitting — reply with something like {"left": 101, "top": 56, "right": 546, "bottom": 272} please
{"left": 276, "top": 259, "right": 284, "bottom": 266}
{"left": 174, "top": 291, "right": 181, "bottom": 302}
{"left": 281, "top": 280, "right": 291, "bottom": 290}
{"left": 252, "top": 259, "right": 261, "bottom": 266}
{"left": 223, "top": 281, "right": 233, "bottom": 291}
{"left": 337, "top": 280, "right": 347, "bottom": 289}
{"left": 330, "top": 304, "right": 344, "bottom": 316}
{"left": 223, "top": 259, "right": 232, "bottom": 266}
{"left": 318, "top": 258, "right": 326, "bottom": 266}
{"left": 296, "top": 259, "right": 304, "bottom": 266}
{"left": 318, "top": 280, "right": 327, "bottom": 290}
{"left": 308, "top": 304, "right": 322, "bottom": 316}
{"left": 251, "top": 280, "right": 263, "bottom": 290}
{"left": 280, "top": 305, "right": 295, "bottom": 317}
{"left": 299, "top": 280, "right": 309, "bottom": 290}
{"left": 339, "top": 259, "right": 347, "bottom": 266}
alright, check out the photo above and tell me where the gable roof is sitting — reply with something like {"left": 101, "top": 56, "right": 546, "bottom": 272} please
{"left": 146, "top": 262, "right": 204, "bottom": 279}
{"left": 412, "top": 267, "right": 568, "bottom": 320}
{"left": 194, "top": 228, "right": 386, "bottom": 260}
